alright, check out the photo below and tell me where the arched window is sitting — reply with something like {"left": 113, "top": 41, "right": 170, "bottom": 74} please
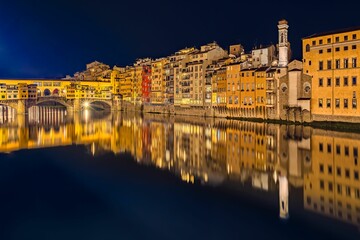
{"left": 44, "top": 89, "right": 51, "bottom": 96}
{"left": 305, "top": 44, "right": 310, "bottom": 52}
{"left": 280, "top": 33, "right": 284, "bottom": 43}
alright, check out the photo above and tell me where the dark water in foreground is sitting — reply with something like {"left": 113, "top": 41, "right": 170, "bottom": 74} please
{"left": 0, "top": 109, "right": 359, "bottom": 239}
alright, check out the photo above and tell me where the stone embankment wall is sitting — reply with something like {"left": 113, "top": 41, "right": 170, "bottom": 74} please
{"left": 120, "top": 101, "right": 312, "bottom": 123}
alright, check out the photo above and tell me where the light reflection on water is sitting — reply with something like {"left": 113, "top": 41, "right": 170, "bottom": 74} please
{"left": 0, "top": 109, "right": 360, "bottom": 238}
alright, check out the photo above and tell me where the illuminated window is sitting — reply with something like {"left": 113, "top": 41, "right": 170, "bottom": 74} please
{"left": 352, "top": 58, "right": 357, "bottom": 68}
{"left": 326, "top": 98, "right": 331, "bottom": 108}
{"left": 335, "top": 59, "right": 340, "bottom": 69}
{"left": 335, "top": 99, "right": 340, "bottom": 108}
{"left": 344, "top": 98, "right": 348, "bottom": 108}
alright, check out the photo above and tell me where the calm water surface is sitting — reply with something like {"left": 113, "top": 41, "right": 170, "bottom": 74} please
{"left": 0, "top": 108, "right": 359, "bottom": 239}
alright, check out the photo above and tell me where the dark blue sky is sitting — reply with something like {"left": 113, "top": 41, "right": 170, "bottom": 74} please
{"left": 0, "top": 0, "right": 358, "bottom": 78}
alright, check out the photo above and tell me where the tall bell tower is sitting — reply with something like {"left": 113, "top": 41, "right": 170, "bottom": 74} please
{"left": 278, "top": 19, "right": 289, "bottom": 67}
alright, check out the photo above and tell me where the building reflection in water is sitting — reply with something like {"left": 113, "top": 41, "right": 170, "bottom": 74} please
{"left": 0, "top": 111, "right": 359, "bottom": 230}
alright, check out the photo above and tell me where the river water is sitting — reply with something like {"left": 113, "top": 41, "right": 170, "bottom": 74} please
{"left": 0, "top": 108, "right": 359, "bottom": 239}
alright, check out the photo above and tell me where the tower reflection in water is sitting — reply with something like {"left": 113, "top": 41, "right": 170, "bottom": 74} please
{"left": 0, "top": 111, "right": 359, "bottom": 231}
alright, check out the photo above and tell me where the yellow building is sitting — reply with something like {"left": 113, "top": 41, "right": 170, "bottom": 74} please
{"left": 303, "top": 27, "right": 360, "bottom": 122}
{"left": 240, "top": 68, "right": 256, "bottom": 117}
{"left": 213, "top": 67, "right": 227, "bottom": 107}
{"left": 305, "top": 130, "right": 360, "bottom": 228}
{"left": 226, "top": 63, "right": 241, "bottom": 109}
{"left": 255, "top": 67, "right": 267, "bottom": 118}
{"left": 151, "top": 58, "right": 166, "bottom": 104}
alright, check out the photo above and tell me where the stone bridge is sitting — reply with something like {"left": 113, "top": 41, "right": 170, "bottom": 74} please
{"left": 0, "top": 96, "right": 120, "bottom": 114}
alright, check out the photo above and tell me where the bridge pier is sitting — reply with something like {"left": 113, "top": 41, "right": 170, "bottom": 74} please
{"left": 17, "top": 99, "right": 28, "bottom": 115}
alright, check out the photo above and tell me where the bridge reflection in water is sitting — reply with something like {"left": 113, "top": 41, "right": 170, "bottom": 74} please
{"left": 0, "top": 111, "right": 359, "bottom": 237}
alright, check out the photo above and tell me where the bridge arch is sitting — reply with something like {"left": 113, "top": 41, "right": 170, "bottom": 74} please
{"left": 36, "top": 98, "right": 71, "bottom": 108}
{"left": 53, "top": 88, "right": 59, "bottom": 95}
{"left": 82, "top": 99, "right": 112, "bottom": 111}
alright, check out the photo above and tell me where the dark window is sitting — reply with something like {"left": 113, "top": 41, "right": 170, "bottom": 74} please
{"left": 353, "top": 58, "right": 357, "bottom": 68}
{"left": 319, "top": 39, "right": 323, "bottom": 44}
{"left": 352, "top": 45, "right": 357, "bottom": 50}
{"left": 312, "top": 40, "right": 316, "bottom": 46}
{"left": 329, "top": 182, "right": 333, "bottom": 192}
{"left": 319, "top": 98, "right": 323, "bottom": 108}
{"left": 355, "top": 171, "right": 359, "bottom": 180}
{"left": 344, "top": 77, "right": 349, "bottom": 86}
{"left": 344, "top": 46, "right": 348, "bottom": 51}
{"left": 309, "top": 60, "right": 312, "bottom": 66}
{"left": 327, "top": 48, "right": 331, "bottom": 53}
{"left": 319, "top": 78, "right": 323, "bottom": 87}
{"left": 345, "top": 146, "right": 349, "bottom": 156}
{"left": 336, "top": 145, "right": 341, "bottom": 155}
{"left": 327, "top": 60, "right": 332, "bottom": 69}
{"left": 344, "top": 58, "right": 349, "bottom": 68}
{"left": 336, "top": 37, "right": 339, "bottom": 42}
{"left": 319, "top": 61, "right": 323, "bottom": 70}
{"left": 353, "top": 34, "right": 357, "bottom": 40}
{"left": 327, "top": 38, "right": 331, "bottom": 43}
{"left": 335, "top": 47, "right": 340, "bottom": 52}
{"left": 327, "top": 78, "right": 331, "bottom": 87}
{"left": 327, "top": 144, "right": 332, "bottom": 153}
{"left": 319, "top": 49, "right": 323, "bottom": 54}
{"left": 344, "top": 98, "right": 348, "bottom": 108}
{"left": 337, "top": 167, "right": 341, "bottom": 176}
{"left": 345, "top": 169, "right": 350, "bottom": 178}
{"left": 354, "top": 147, "right": 358, "bottom": 157}
{"left": 338, "top": 184, "right": 342, "bottom": 194}
{"left": 320, "top": 164, "right": 324, "bottom": 172}
{"left": 320, "top": 180, "right": 324, "bottom": 190}
{"left": 345, "top": 36, "right": 348, "bottom": 41}
{"left": 319, "top": 143, "right": 324, "bottom": 152}
{"left": 336, "top": 77, "right": 340, "bottom": 86}
{"left": 353, "top": 76, "right": 357, "bottom": 86}
{"left": 328, "top": 165, "right": 333, "bottom": 174}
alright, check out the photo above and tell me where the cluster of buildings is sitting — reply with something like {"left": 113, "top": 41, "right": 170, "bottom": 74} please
{"left": 0, "top": 20, "right": 360, "bottom": 123}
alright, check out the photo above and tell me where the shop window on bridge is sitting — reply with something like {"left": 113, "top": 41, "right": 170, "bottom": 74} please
{"left": 53, "top": 82, "right": 61, "bottom": 87}
{"left": 43, "top": 82, "right": 52, "bottom": 87}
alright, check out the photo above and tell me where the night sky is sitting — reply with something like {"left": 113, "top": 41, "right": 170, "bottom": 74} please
{"left": 0, "top": 0, "right": 358, "bottom": 78}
